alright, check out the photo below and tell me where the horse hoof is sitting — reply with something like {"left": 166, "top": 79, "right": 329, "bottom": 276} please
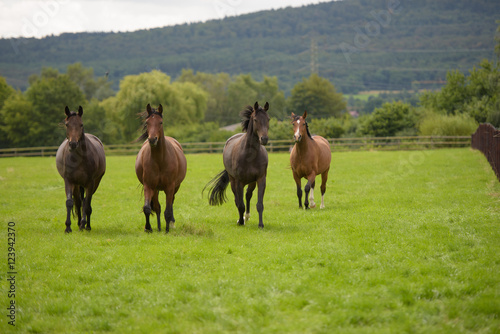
{"left": 237, "top": 220, "right": 245, "bottom": 226}
{"left": 259, "top": 224, "right": 264, "bottom": 229}
{"left": 65, "top": 228, "right": 72, "bottom": 233}
{"left": 85, "top": 226, "right": 91, "bottom": 231}
{"left": 144, "top": 228, "right": 153, "bottom": 233}
{"left": 310, "top": 203, "right": 316, "bottom": 209}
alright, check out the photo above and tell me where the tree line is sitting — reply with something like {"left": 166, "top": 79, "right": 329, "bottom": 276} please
{"left": 0, "top": 64, "right": 347, "bottom": 148}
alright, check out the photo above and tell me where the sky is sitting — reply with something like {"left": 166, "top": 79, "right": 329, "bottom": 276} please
{"left": 0, "top": 0, "right": 327, "bottom": 39}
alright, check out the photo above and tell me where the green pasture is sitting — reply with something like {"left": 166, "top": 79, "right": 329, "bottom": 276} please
{"left": 0, "top": 149, "right": 499, "bottom": 333}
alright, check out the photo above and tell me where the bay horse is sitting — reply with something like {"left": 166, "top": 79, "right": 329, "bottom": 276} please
{"left": 205, "top": 102, "right": 270, "bottom": 228}
{"left": 56, "top": 106, "right": 106, "bottom": 233}
{"left": 135, "top": 104, "right": 187, "bottom": 233}
{"left": 290, "top": 111, "right": 331, "bottom": 209}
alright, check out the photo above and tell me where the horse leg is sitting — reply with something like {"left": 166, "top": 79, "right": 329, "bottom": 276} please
{"left": 320, "top": 169, "right": 329, "bottom": 209}
{"left": 143, "top": 186, "right": 154, "bottom": 232}
{"left": 293, "top": 172, "right": 302, "bottom": 209}
{"left": 64, "top": 181, "right": 74, "bottom": 233}
{"left": 73, "top": 186, "right": 82, "bottom": 229}
{"left": 256, "top": 176, "right": 266, "bottom": 229}
{"left": 304, "top": 174, "right": 316, "bottom": 210}
{"left": 245, "top": 182, "right": 256, "bottom": 223}
{"left": 80, "top": 187, "right": 94, "bottom": 231}
{"left": 230, "top": 178, "right": 245, "bottom": 225}
{"left": 164, "top": 185, "right": 175, "bottom": 233}
{"left": 152, "top": 192, "right": 161, "bottom": 232}
{"left": 309, "top": 180, "right": 317, "bottom": 209}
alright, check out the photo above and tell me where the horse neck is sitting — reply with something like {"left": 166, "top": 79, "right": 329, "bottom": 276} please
{"left": 243, "top": 119, "right": 260, "bottom": 149}
{"left": 295, "top": 133, "right": 314, "bottom": 153}
{"left": 149, "top": 135, "right": 170, "bottom": 160}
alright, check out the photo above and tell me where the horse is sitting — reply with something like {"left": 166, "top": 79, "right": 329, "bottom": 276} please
{"left": 290, "top": 111, "right": 331, "bottom": 209}
{"left": 56, "top": 106, "right": 106, "bottom": 233}
{"left": 135, "top": 104, "right": 187, "bottom": 233}
{"left": 205, "top": 102, "right": 270, "bottom": 228}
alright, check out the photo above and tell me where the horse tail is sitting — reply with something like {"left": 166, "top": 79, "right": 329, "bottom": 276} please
{"left": 204, "top": 170, "right": 230, "bottom": 206}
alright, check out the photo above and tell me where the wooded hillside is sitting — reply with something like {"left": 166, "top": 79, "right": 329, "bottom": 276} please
{"left": 0, "top": 0, "right": 498, "bottom": 93}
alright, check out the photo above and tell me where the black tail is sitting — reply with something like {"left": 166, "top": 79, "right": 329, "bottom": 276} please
{"left": 204, "top": 170, "right": 230, "bottom": 206}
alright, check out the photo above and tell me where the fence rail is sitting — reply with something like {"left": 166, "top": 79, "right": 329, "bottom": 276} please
{"left": 0, "top": 136, "right": 471, "bottom": 158}
{"left": 471, "top": 123, "right": 500, "bottom": 182}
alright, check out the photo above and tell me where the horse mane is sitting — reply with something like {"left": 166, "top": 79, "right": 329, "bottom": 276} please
{"left": 292, "top": 114, "right": 313, "bottom": 139}
{"left": 240, "top": 104, "right": 270, "bottom": 132}
{"left": 240, "top": 105, "right": 254, "bottom": 132}
{"left": 135, "top": 108, "right": 163, "bottom": 143}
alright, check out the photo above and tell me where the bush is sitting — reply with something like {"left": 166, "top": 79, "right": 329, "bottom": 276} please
{"left": 419, "top": 113, "right": 478, "bottom": 136}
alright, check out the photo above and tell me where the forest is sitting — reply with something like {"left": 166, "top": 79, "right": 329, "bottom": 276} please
{"left": 0, "top": 0, "right": 498, "bottom": 94}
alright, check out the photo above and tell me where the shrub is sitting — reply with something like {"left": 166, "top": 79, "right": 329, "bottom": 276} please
{"left": 419, "top": 113, "right": 478, "bottom": 136}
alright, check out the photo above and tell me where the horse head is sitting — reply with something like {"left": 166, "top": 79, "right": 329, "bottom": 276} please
{"left": 252, "top": 101, "right": 270, "bottom": 146}
{"left": 64, "top": 106, "right": 84, "bottom": 151}
{"left": 291, "top": 111, "right": 309, "bottom": 143}
{"left": 145, "top": 104, "right": 164, "bottom": 147}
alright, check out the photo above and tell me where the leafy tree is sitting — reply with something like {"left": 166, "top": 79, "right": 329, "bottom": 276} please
{"left": 420, "top": 60, "right": 500, "bottom": 126}
{"left": 0, "top": 92, "right": 34, "bottom": 147}
{"left": 24, "top": 70, "right": 86, "bottom": 146}
{"left": 177, "top": 69, "right": 231, "bottom": 123}
{"left": 226, "top": 74, "right": 286, "bottom": 124}
{"left": 360, "top": 101, "right": 416, "bottom": 137}
{"left": 101, "top": 70, "right": 208, "bottom": 142}
{"left": 66, "top": 63, "right": 114, "bottom": 101}
{"left": 286, "top": 73, "right": 346, "bottom": 118}
{"left": 419, "top": 113, "right": 478, "bottom": 136}
{"left": 0, "top": 77, "right": 15, "bottom": 147}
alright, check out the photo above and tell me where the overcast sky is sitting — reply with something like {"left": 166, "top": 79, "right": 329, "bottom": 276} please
{"left": 0, "top": 0, "right": 327, "bottom": 39}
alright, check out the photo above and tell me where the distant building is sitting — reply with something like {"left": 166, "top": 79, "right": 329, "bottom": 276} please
{"left": 349, "top": 110, "right": 360, "bottom": 118}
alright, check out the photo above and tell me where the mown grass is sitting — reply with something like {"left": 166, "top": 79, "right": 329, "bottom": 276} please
{"left": 0, "top": 148, "right": 499, "bottom": 333}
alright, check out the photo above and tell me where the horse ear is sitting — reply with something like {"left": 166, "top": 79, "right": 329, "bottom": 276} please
{"left": 158, "top": 104, "right": 163, "bottom": 115}
{"left": 264, "top": 102, "right": 269, "bottom": 112}
{"left": 78, "top": 106, "right": 83, "bottom": 117}
{"left": 65, "top": 106, "right": 70, "bottom": 117}
{"left": 290, "top": 112, "right": 296, "bottom": 120}
{"left": 146, "top": 104, "right": 152, "bottom": 116}
{"left": 303, "top": 111, "right": 307, "bottom": 119}
{"left": 254, "top": 101, "right": 259, "bottom": 111}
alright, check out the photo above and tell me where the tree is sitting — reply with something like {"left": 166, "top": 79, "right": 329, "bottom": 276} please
{"left": 101, "top": 70, "right": 208, "bottom": 142}
{"left": 0, "top": 77, "right": 15, "bottom": 147}
{"left": 286, "top": 73, "right": 346, "bottom": 118}
{"left": 0, "top": 92, "right": 34, "bottom": 147}
{"left": 226, "top": 74, "right": 286, "bottom": 125}
{"left": 420, "top": 59, "right": 500, "bottom": 126}
{"left": 360, "top": 101, "right": 416, "bottom": 137}
{"left": 25, "top": 70, "right": 86, "bottom": 146}
{"left": 66, "top": 63, "right": 114, "bottom": 101}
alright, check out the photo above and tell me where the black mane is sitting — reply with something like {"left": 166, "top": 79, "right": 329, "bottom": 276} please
{"left": 136, "top": 108, "right": 163, "bottom": 143}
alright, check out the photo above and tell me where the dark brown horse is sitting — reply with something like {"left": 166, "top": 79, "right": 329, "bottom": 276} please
{"left": 290, "top": 111, "right": 331, "bottom": 209}
{"left": 135, "top": 104, "right": 187, "bottom": 233}
{"left": 56, "top": 106, "right": 106, "bottom": 233}
{"left": 206, "top": 102, "right": 270, "bottom": 228}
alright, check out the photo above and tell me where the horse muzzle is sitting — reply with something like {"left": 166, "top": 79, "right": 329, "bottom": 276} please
{"left": 294, "top": 134, "right": 302, "bottom": 143}
{"left": 68, "top": 140, "right": 79, "bottom": 151}
{"left": 148, "top": 137, "right": 159, "bottom": 147}
{"left": 260, "top": 136, "right": 269, "bottom": 146}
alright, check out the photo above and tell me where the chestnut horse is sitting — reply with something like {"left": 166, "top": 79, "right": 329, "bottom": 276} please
{"left": 290, "top": 111, "right": 331, "bottom": 209}
{"left": 56, "top": 106, "right": 106, "bottom": 233}
{"left": 135, "top": 104, "right": 187, "bottom": 233}
{"left": 205, "top": 102, "right": 270, "bottom": 228}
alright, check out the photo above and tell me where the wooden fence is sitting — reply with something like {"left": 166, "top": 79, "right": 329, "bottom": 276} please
{"left": 0, "top": 135, "right": 471, "bottom": 158}
{"left": 471, "top": 123, "right": 500, "bottom": 181}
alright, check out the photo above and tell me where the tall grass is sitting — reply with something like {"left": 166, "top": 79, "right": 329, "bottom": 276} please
{"left": 0, "top": 149, "right": 499, "bottom": 333}
{"left": 419, "top": 113, "right": 478, "bottom": 136}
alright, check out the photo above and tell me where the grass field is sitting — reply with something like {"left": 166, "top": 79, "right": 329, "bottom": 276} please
{"left": 0, "top": 148, "right": 499, "bottom": 333}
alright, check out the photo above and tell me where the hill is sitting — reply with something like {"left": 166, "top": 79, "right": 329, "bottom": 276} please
{"left": 0, "top": 0, "right": 498, "bottom": 93}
